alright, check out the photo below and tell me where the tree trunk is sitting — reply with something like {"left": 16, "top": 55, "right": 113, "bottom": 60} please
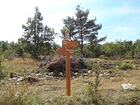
{"left": 80, "top": 19, "right": 84, "bottom": 58}
{"left": 80, "top": 33, "right": 84, "bottom": 58}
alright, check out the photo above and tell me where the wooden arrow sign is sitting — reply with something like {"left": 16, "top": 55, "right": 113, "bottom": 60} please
{"left": 57, "top": 47, "right": 67, "bottom": 56}
{"left": 57, "top": 39, "right": 79, "bottom": 96}
{"left": 63, "top": 40, "right": 79, "bottom": 49}
{"left": 57, "top": 47, "right": 73, "bottom": 56}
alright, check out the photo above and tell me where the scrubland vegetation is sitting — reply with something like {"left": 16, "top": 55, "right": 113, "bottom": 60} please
{"left": 0, "top": 5, "right": 140, "bottom": 105}
{"left": 0, "top": 57, "right": 140, "bottom": 105}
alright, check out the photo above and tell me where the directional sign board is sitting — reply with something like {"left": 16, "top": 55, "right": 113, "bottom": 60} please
{"left": 57, "top": 39, "right": 79, "bottom": 96}
{"left": 57, "top": 48, "right": 73, "bottom": 56}
{"left": 57, "top": 48, "right": 67, "bottom": 56}
{"left": 63, "top": 40, "right": 79, "bottom": 49}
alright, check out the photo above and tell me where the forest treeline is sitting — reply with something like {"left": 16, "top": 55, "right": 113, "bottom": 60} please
{"left": 0, "top": 40, "right": 140, "bottom": 59}
{"left": 0, "top": 6, "right": 140, "bottom": 60}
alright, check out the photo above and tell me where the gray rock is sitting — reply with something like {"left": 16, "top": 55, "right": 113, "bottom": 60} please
{"left": 121, "top": 83, "right": 136, "bottom": 90}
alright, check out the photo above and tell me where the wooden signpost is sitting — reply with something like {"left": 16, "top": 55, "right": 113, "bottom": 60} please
{"left": 57, "top": 39, "right": 79, "bottom": 96}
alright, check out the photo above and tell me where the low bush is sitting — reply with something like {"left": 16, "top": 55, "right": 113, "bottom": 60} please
{"left": 118, "top": 63, "right": 133, "bottom": 70}
{"left": 117, "top": 92, "right": 140, "bottom": 105}
{"left": 0, "top": 85, "right": 28, "bottom": 105}
{"left": 99, "top": 55, "right": 109, "bottom": 60}
{"left": 0, "top": 56, "right": 6, "bottom": 80}
{"left": 0, "top": 85, "right": 43, "bottom": 105}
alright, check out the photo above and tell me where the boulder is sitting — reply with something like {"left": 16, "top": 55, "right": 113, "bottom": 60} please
{"left": 22, "top": 76, "right": 39, "bottom": 84}
{"left": 121, "top": 83, "right": 136, "bottom": 90}
{"left": 38, "top": 54, "right": 88, "bottom": 77}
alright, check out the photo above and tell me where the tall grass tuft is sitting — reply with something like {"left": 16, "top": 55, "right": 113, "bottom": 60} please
{"left": 0, "top": 54, "right": 6, "bottom": 80}
{"left": 0, "top": 85, "right": 28, "bottom": 105}
{"left": 84, "top": 64, "right": 103, "bottom": 105}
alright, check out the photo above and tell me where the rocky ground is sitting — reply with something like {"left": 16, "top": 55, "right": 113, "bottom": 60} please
{"left": 0, "top": 58, "right": 140, "bottom": 105}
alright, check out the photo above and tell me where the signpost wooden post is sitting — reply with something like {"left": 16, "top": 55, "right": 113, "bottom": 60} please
{"left": 66, "top": 54, "right": 71, "bottom": 96}
{"left": 57, "top": 40, "right": 79, "bottom": 96}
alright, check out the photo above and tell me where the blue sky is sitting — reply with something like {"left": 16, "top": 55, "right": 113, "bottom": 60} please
{"left": 0, "top": 0, "right": 139, "bottom": 44}
{"left": 83, "top": 0, "right": 140, "bottom": 42}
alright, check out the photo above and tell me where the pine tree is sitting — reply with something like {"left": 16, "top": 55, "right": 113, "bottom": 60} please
{"left": 63, "top": 16, "right": 76, "bottom": 40}
{"left": 63, "top": 5, "right": 106, "bottom": 57}
{"left": 21, "top": 7, "right": 55, "bottom": 59}
{"left": 39, "top": 25, "right": 54, "bottom": 55}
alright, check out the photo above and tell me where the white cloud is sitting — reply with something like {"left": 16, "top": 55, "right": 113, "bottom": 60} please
{"left": 0, "top": 0, "right": 92, "bottom": 42}
{"left": 0, "top": 0, "right": 80, "bottom": 42}
{"left": 89, "top": 5, "right": 140, "bottom": 22}
{"left": 0, "top": 0, "right": 36, "bottom": 41}
{"left": 114, "top": 6, "right": 140, "bottom": 15}
{"left": 0, "top": 0, "right": 139, "bottom": 43}
{"left": 101, "top": 25, "right": 139, "bottom": 42}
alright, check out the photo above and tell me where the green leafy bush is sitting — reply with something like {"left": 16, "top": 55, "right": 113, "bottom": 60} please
{"left": 118, "top": 63, "right": 133, "bottom": 70}
{"left": 0, "top": 85, "right": 28, "bottom": 105}
{"left": 0, "top": 85, "right": 44, "bottom": 105}
{"left": 81, "top": 64, "right": 107, "bottom": 105}
{"left": 99, "top": 55, "right": 109, "bottom": 60}
{"left": 117, "top": 93, "right": 140, "bottom": 105}
{"left": 0, "top": 55, "right": 6, "bottom": 80}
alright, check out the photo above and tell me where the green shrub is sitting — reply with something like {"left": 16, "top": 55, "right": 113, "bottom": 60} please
{"left": 46, "top": 97, "right": 67, "bottom": 105}
{"left": 117, "top": 93, "right": 140, "bottom": 105}
{"left": 81, "top": 64, "right": 106, "bottom": 105}
{"left": 0, "top": 85, "right": 28, "bottom": 105}
{"left": 0, "top": 85, "right": 44, "bottom": 105}
{"left": 0, "top": 55, "right": 6, "bottom": 80}
{"left": 3, "top": 50, "right": 15, "bottom": 60}
{"left": 118, "top": 63, "right": 133, "bottom": 70}
{"left": 99, "top": 55, "right": 109, "bottom": 60}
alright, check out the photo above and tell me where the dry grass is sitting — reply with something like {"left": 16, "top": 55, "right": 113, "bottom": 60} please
{"left": 1, "top": 58, "right": 140, "bottom": 104}
{"left": 3, "top": 58, "right": 37, "bottom": 74}
{"left": 19, "top": 69, "right": 140, "bottom": 98}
